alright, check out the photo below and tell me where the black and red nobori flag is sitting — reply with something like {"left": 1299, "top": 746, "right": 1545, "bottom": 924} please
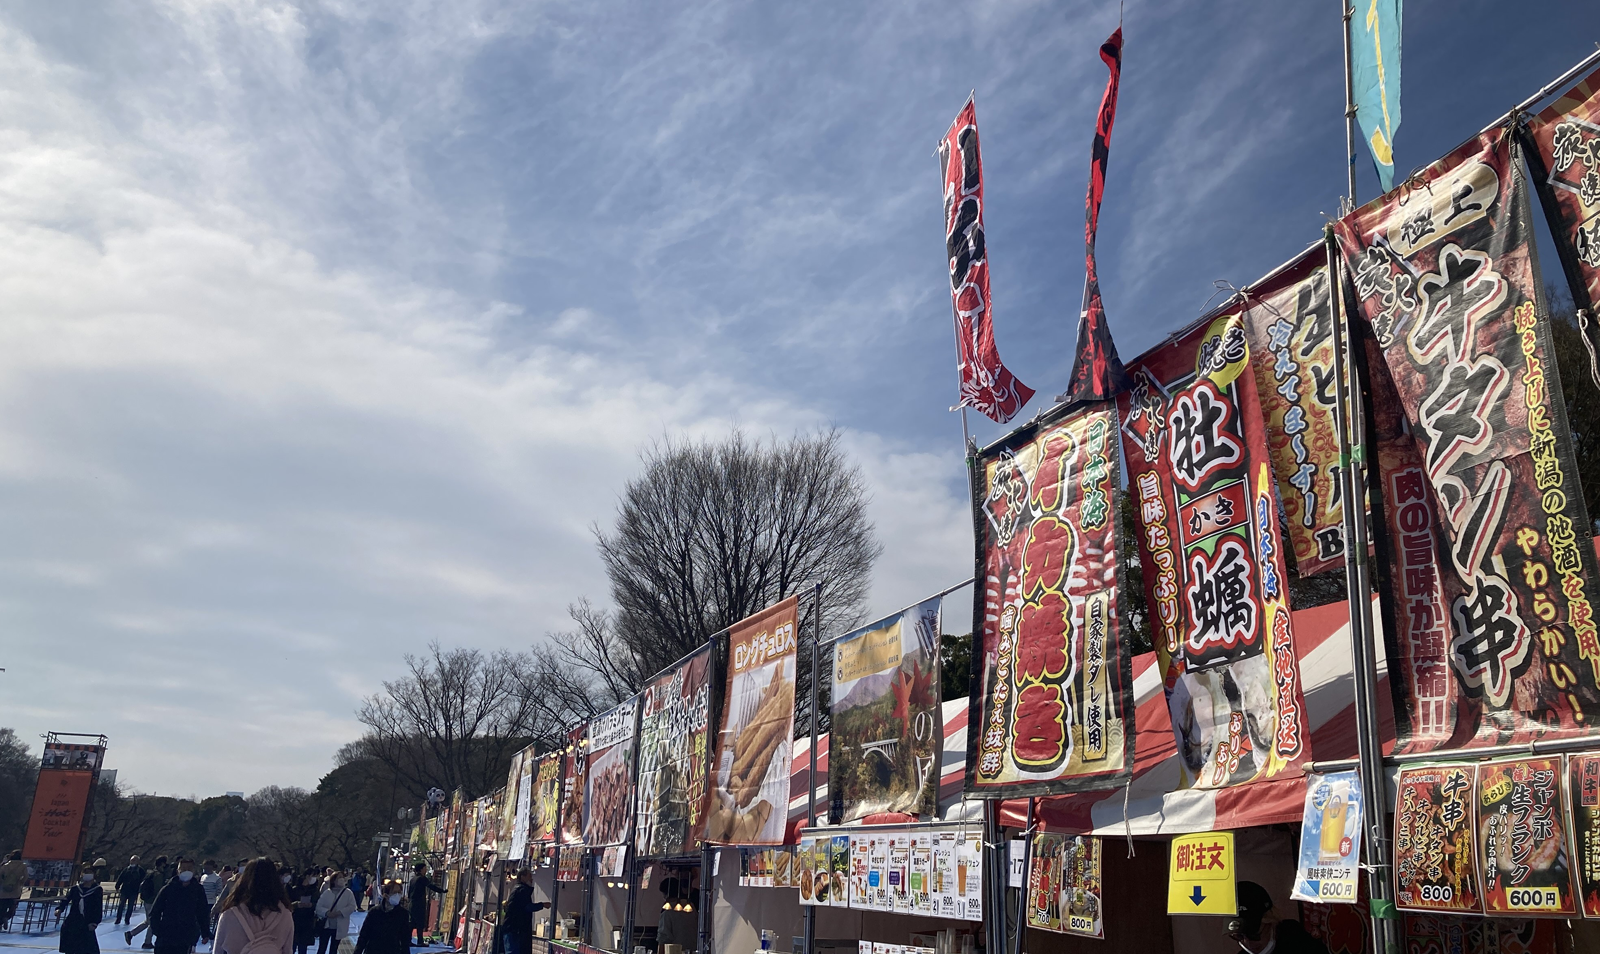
{"left": 940, "top": 98, "right": 1036, "bottom": 424}
{"left": 1063, "top": 27, "right": 1132, "bottom": 406}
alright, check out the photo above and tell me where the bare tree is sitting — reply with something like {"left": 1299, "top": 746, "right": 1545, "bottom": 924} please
{"left": 80, "top": 780, "right": 181, "bottom": 863}
{"left": 525, "top": 601, "right": 638, "bottom": 726}
{"left": 593, "top": 428, "right": 881, "bottom": 708}
{"left": 242, "top": 787, "right": 328, "bottom": 870}
{"left": 355, "top": 644, "right": 551, "bottom": 799}
{"left": 0, "top": 729, "right": 36, "bottom": 856}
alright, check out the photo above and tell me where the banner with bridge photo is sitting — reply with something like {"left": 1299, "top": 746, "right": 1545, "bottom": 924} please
{"left": 828, "top": 597, "right": 943, "bottom": 823}
{"left": 966, "top": 399, "right": 1134, "bottom": 797}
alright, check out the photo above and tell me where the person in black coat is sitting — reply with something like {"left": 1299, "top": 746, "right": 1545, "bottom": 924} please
{"left": 126, "top": 855, "right": 170, "bottom": 949}
{"left": 405, "top": 864, "right": 443, "bottom": 946}
{"left": 57, "top": 865, "right": 104, "bottom": 954}
{"left": 114, "top": 856, "right": 145, "bottom": 926}
{"left": 1229, "top": 881, "right": 1331, "bottom": 954}
{"left": 353, "top": 880, "right": 411, "bottom": 954}
{"left": 147, "top": 860, "right": 214, "bottom": 954}
{"left": 287, "top": 868, "right": 321, "bottom": 954}
{"left": 499, "top": 869, "right": 548, "bottom": 954}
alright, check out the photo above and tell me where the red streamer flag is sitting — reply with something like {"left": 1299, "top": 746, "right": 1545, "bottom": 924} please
{"left": 1064, "top": 28, "right": 1132, "bottom": 406}
{"left": 940, "top": 99, "right": 1035, "bottom": 424}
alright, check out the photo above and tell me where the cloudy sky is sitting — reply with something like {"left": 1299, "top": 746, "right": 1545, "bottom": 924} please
{"left": 1, "top": 0, "right": 1595, "bottom": 797}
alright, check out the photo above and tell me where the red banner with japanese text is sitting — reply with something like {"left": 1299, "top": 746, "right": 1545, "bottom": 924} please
{"left": 1335, "top": 125, "right": 1600, "bottom": 749}
{"left": 1566, "top": 753, "right": 1600, "bottom": 917}
{"left": 559, "top": 723, "right": 587, "bottom": 846}
{"left": 966, "top": 400, "right": 1134, "bottom": 796}
{"left": 1240, "top": 245, "right": 1347, "bottom": 576}
{"left": 1524, "top": 66, "right": 1600, "bottom": 332}
{"left": 1476, "top": 757, "right": 1578, "bottom": 917}
{"left": 1394, "top": 763, "right": 1482, "bottom": 914}
{"left": 1118, "top": 314, "right": 1310, "bottom": 789}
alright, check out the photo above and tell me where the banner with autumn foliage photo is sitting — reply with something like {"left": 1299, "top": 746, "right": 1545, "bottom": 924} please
{"left": 966, "top": 399, "right": 1134, "bottom": 797}
{"left": 828, "top": 597, "right": 943, "bottom": 823}
{"left": 1118, "top": 312, "right": 1310, "bottom": 789}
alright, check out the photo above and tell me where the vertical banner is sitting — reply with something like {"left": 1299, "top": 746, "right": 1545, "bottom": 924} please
{"left": 1567, "top": 753, "right": 1600, "bottom": 917}
{"left": 1394, "top": 763, "right": 1482, "bottom": 913}
{"left": 1476, "top": 758, "right": 1577, "bottom": 916}
{"left": 708, "top": 596, "right": 798, "bottom": 845}
{"left": 938, "top": 98, "right": 1034, "bottom": 423}
{"left": 507, "top": 747, "right": 534, "bottom": 861}
{"left": 23, "top": 740, "right": 105, "bottom": 888}
{"left": 1026, "top": 832, "right": 1065, "bottom": 932}
{"left": 966, "top": 399, "right": 1135, "bottom": 796}
{"left": 798, "top": 837, "right": 821, "bottom": 905}
{"left": 830, "top": 598, "right": 943, "bottom": 822}
{"left": 560, "top": 725, "right": 587, "bottom": 846}
{"left": 1292, "top": 771, "right": 1364, "bottom": 903}
{"left": 1119, "top": 314, "right": 1311, "bottom": 789}
{"left": 530, "top": 752, "right": 562, "bottom": 845}
{"left": 635, "top": 643, "right": 714, "bottom": 858}
{"left": 830, "top": 834, "right": 850, "bottom": 909}
{"left": 583, "top": 697, "right": 639, "bottom": 847}
{"left": 1348, "top": 0, "right": 1402, "bottom": 192}
{"left": 1240, "top": 245, "right": 1347, "bottom": 574}
{"left": 1335, "top": 126, "right": 1600, "bottom": 749}
{"left": 1523, "top": 66, "right": 1600, "bottom": 336}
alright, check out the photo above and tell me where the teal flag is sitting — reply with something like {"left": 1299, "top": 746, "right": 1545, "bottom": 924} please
{"left": 1350, "top": 0, "right": 1401, "bottom": 192}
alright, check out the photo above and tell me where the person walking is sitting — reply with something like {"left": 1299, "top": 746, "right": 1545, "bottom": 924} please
{"left": 351, "top": 880, "right": 408, "bottom": 954}
{"left": 0, "top": 849, "right": 26, "bottom": 931}
{"left": 147, "top": 859, "right": 214, "bottom": 954}
{"left": 115, "top": 856, "right": 146, "bottom": 926}
{"left": 212, "top": 859, "right": 292, "bottom": 954}
{"left": 56, "top": 863, "right": 104, "bottom": 954}
{"left": 313, "top": 872, "right": 356, "bottom": 954}
{"left": 347, "top": 872, "right": 364, "bottom": 913}
{"left": 211, "top": 867, "right": 239, "bottom": 924}
{"left": 286, "top": 870, "right": 319, "bottom": 954}
{"left": 404, "top": 865, "right": 442, "bottom": 948}
{"left": 126, "top": 855, "right": 171, "bottom": 948}
{"left": 498, "top": 869, "right": 547, "bottom": 954}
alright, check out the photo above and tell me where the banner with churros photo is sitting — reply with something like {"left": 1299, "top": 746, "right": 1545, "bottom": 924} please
{"left": 707, "top": 595, "right": 799, "bottom": 845}
{"left": 584, "top": 696, "right": 640, "bottom": 847}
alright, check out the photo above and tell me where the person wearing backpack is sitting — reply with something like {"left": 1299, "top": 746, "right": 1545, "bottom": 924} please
{"left": 56, "top": 863, "right": 104, "bottom": 954}
{"left": 0, "top": 849, "right": 26, "bottom": 931}
{"left": 115, "top": 856, "right": 147, "bottom": 925}
{"left": 313, "top": 873, "right": 356, "bottom": 954}
{"left": 147, "top": 859, "right": 214, "bottom": 954}
{"left": 213, "top": 859, "right": 292, "bottom": 954}
{"left": 351, "top": 880, "right": 409, "bottom": 954}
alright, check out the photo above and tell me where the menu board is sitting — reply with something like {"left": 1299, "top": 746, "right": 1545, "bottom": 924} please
{"left": 798, "top": 838, "right": 823, "bottom": 906}
{"left": 850, "top": 835, "right": 870, "bottom": 908}
{"left": 1291, "top": 770, "right": 1363, "bottom": 904}
{"left": 933, "top": 831, "right": 959, "bottom": 918}
{"left": 910, "top": 833, "right": 933, "bottom": 916}
{"left": 830, "top": 835, "right": 850, "bottom": 909}
{"left": 889, "top": 834, "right": 911, "bottom": 912}
{"left": 1567, "top": 753, "right": 1600, "bottom": 918}
{"left": 1027, "top": 833, "right": 1066, "bottom": 931}
{"left": 869, "top": 835, "right": 890, "bottom": 910}
{"left": 1477, "top": 758, "right": 1577, "bottom": 916}
{"left": 956, "top": 832, "right": 984, "bottom": 920}
{"left": 556, "top": 845, "right": 584, "bottom": 882}
{"left": 1394, "top": 764, "right": 1482, "bottom": 912}
{"left": 583, "top": 697, "right": 639, "bottom": 847}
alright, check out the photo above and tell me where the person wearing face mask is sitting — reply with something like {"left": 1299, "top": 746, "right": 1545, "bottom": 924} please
{"left": 351, "top": 880, "right": 410, "bottom": 954}
{"left": 56, "top": 863, "right": 104, "bottom": 954}
{"left": 499, "top": 869, "right": 548, "bottom": 954}
{"left": 1227, "top": 881, "right": 1330, "bottom": 954}
{"left": 313, "top": 873, "right": 357, "bottom": 954}
{"left": 210, "top": 867, "right": 238, "bottom": 926}
{"left": 288, "top": 869, "right": 320, "bottom": 954}
{"left": 127, "top": 855, "right": 171, "bottom": 949}
{"left": 146, "top": 859, "right": 214, "bottom": 954}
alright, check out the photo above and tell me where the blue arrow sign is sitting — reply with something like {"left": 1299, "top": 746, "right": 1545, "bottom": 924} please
{"left": 1189, "top": 886, "right": 1206, "bottom": 906}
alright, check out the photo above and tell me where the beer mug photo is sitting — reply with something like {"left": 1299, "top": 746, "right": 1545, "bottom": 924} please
{"left": 1318, "top": 781, "right": 1351, "bottom": 863}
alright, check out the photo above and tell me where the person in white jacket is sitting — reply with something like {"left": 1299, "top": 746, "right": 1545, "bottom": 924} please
{"left": 213, "top": 859, "right": 293, "bottom": 954}
{"left": 314, "top": 874, "right": 358, "bottom": 954}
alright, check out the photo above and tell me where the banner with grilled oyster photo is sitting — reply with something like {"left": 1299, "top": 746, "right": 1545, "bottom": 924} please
{"left": 707, "top": 596, "right": 798, "bottom": 845}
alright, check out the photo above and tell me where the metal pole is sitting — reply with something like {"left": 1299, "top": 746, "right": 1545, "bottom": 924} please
{"left": 1325, "top": 232, "right": 1397, "bottom": 954}
{"left": 548, "top": 751, "right": 566, "bottom": 943}
{"left": 805, "top": 581, "right": 822, "bottom": 954}
{"left": 1011, "top": 799, "right": 1034, "bottom": 954}
{"left": 1341, "top": 0, "right": 1359, "bottom": 206}
{"left": 697, "top": 844, "right": 712, "bottom": 954}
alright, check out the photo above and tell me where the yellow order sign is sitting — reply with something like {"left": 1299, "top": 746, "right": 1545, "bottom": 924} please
{"left": 1166, "top": 831, "right": 1236, "bottom": 916}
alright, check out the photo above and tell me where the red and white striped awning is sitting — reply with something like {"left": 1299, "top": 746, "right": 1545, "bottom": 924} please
{"left": 786, "top": 598, "right": 1388, "bottom": 839}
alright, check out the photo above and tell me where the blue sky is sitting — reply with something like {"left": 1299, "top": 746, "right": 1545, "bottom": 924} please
{"left": 0, "top": 1, "right": 1595, "bottom": 796}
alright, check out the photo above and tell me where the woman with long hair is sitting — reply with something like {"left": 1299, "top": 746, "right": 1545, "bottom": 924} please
{"left": 56, "top": 863, "right": 103, "bottom": 954}
{"left": 213, "top": 859, "right": 293, "bottom": 954}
